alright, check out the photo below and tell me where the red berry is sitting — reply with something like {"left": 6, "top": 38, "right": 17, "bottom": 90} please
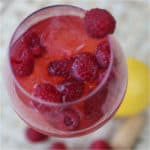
{"left": 84, "top": 88, "right": 107, "bottom": 119}
{"left": 12, "top": 61, "right": 34, "bottom": 77}
{"left": 11, "top": 48, "right": 33, "bottom": 63}
{"left": 51, "top": 109, "right": 80, "bottom": 131}
{"left": 89, "top": 139, "right": 112, "bottom": 150}
{"left": 24, "top": 32, "right": 40, "bottom": 47}
{"left": 84, "top": 8, "right": 116, "bottom": 38}
{"left": 50, "top": 142, "right": 67, "bottom": 150}
{"left": 31, "top": 100, "right": 52, "bottom": 114}
{"left": 48, "top": 58, "right": 74, "bottom": 78}
{"left": 99, "top": 69, "right": 107, "bottom": 83}
{"left": 58, "top": 79, "right": 84, "bottom": 102}
{"left": 32, "top": 83, "right": 62, "bottom": 120}
{"left": 106, "top": 68, "right": 117, "bottom": 86}
{"left": 20, "top": 48, "right": 33, "bottom": 62}
{"left": 71, "top": 52, "right": 99, "bottom": 82}
{"left": 11, "top": 49, "right": 34, "bottom": 77}
{"left": 30, "top": 44, "right": 45, "bottom": 57}
{"left": 33, "top": 83, "right": 62, "bottom": 103}
{"left": 25, "top": 127, "right": 48, "bottom": 142}
{"left": 84, "top": 98, "right": 103, "bottom": 120}
{"left": 24, "top": 32, "right": 45, "bottom": 57}
{"left": 95, "top": 40, "right": 110, "bottom": 68}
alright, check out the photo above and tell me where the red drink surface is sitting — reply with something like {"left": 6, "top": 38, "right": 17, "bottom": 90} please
{"left": 10, "top": 16, "right": 108, "bottom": 96}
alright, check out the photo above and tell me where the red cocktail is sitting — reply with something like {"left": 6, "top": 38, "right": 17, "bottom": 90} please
{"left": 7, "top": 5, "right": 127, "bottom": 137}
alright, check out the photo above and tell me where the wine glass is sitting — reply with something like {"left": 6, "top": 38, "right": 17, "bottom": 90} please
{"left": 6, "top": 5, "right": 127, "bottom": 137}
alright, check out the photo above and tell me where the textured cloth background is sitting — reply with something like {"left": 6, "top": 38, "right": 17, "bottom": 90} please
{"left": 0, "top": 0, "right": 149, "bottom": 150}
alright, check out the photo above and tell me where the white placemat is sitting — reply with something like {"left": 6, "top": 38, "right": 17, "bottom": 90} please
{"left": 1, "top": 0, "right": 149, "bottom": 150}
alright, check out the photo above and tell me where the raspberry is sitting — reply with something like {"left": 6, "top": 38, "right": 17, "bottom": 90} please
{"left": 11, "top": 49, "right": 34, "bottom": 77}
{"left": 58, "top": 79, "right": 84, "bottom": 102}
{"left": 24, "top": 32, "right": 45, "bottom": 57}
{"left": 11, "top": 48, "right": 33, "bottom": 63}
{"left": 33, "top": 83, "right": 62, "bottom": 122}
{"left": 49, "top": 142, "right": 67, "bottom": 150}
{"left": 95, "top": 40, "right": 110, "bottom": 68}
{"left": 84, "top": 8, "right": 116, "bottom": 38}
{"left": 12, "top": 61, "right": 34, "bottom": 77}
{"left": 71, "top": 52, "right": 98, "bottom": 82}
{"left": 31, "top": 100, "right": 52, "bottom": 114}
{"left": 30, "top": 44, "right": 45, "bottom": 57}
{"left": 25, "top": 127, "right": 48, "bottom": 142}
{"left": 84, "top": 98, "right": 103, "bottom": 120}
{"left": 48, "top": 58, "right": 74, "bottom": 78}
{"left": 24, "top": 32, "right": 40, "bottom": 47}
{"left": 89, "top": 139, "right": 112, "bottom": 150}
{"left": 99, "top": 69, "right": 107, "bottom": 83}
{"left": 20, "top": 49, "right": 33, "bottom": 62}
{"left": 84, "top": 88, "right": 107, "bottom": 119}
{"left": 51, "top": 109, "right": 80, "bottom": 131}
{"left": 33, "top": 83, "right": 62, "bottom": 103}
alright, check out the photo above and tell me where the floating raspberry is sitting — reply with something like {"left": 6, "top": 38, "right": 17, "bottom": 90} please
{"left": 84, "top": 98, "right": 103, "bottom": 120}
{"left": 32, "top": 83, "right": 62, "bottom": 122}
{"left": 51, "top": 109, "right": 80, "bottom": 131}
{"left": 33, "top": 83, "right": 62, "bottom": 103}
{"left": 49, "top": 142, "right": 67, "bottom": 150}
{"left": 30, "top": 44, "right": 45, "bottom": 57}
{"left": 24, "top": 32, "right": 40, "bottom": 47}
{"left": 84, "top": 8, "right": 116, "bottom": 38}
{"left": 11, "top": 48, "right": 33, "bottom": 63}
{"left": 84, "top": 88, "right": 107, "bottom": 119}
{"left": 25, "top": 127, "right": 48, "bottom": 143}
{"left": 71, "top": 52, "right": 98, "bottom": 82}
{"left": 99, "top": 69, "right": 107, "bottom": 83}
{"left": 24, "top": 32, "right": 45, "bottom": 57}
{"left": 58, "top": 79, "right": 84, "bottom": 102}
{"left": 12, "top": 61, "right": 34, "bottom": 77}
{"left": 11, "top": 49, "right": 34, "bottom": 77}
{"left": 89, "top": 139, "right": 112, "bottom": 150}
{"left": 48, "top": 58, "right": 74, "bottom": 78}
{"left": 21, "top": 48, "right": 33, "bottom": 62}
{"left": 95, "top": 40, "right": 110, "bottom": 68}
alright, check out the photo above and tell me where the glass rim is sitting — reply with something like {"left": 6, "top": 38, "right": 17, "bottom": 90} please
{"left": 8, "top": 5, "right": 114, "bottom": 107}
